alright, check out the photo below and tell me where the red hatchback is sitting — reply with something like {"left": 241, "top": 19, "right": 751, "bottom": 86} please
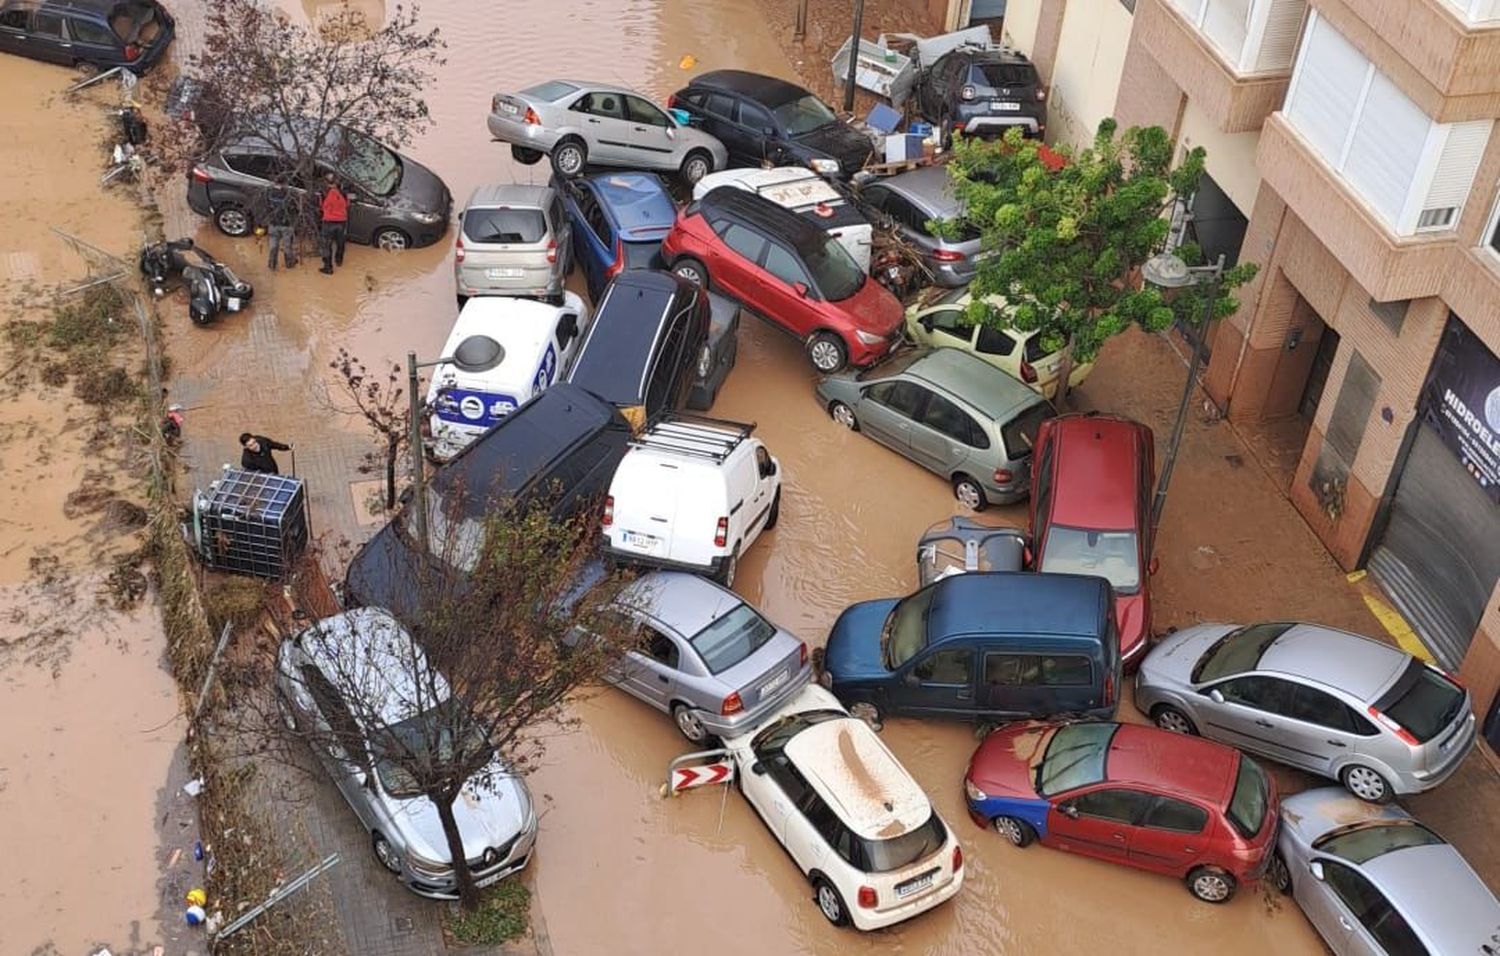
{"left": 964, "top": 721, "right": 1279, "bottom": 903}
{"left": 662, "top": 186, "right": 903, "bottom": 373}
{"left": 1029, "top": 413, "right": 1156, "bottom": 667}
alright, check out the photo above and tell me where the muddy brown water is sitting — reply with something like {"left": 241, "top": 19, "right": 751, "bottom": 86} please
{"left": 150, "top": 0, "right": 1328, "bottom": 952}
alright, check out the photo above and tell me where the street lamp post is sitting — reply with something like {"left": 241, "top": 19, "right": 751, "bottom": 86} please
{"left": 406, "top": 350, "right": 453, "bottom": 554}
{"left": 1143, "top": 252, "right": 1226, "bottom": 535}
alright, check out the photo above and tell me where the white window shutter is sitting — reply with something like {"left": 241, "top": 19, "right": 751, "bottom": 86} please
{"left": 1342, "top": 72, "right": 1431, "bottom": 227}
{"left": 1253, "top": 0, "right": 1307, "bottom": 73}
{"left": 1285, "top": 13, "right": 1366, "bottom": 162}
{"left": 1417, "top": 120, "right": 1492, "bottom": 232}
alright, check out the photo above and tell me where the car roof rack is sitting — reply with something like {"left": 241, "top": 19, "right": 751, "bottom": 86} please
{"left": 629, "top": 413, "right": 756, "bottom": 463}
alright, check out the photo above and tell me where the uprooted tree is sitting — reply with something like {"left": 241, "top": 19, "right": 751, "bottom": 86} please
{"left": 939, "top": 122, "right": 1258, "bottom": 404}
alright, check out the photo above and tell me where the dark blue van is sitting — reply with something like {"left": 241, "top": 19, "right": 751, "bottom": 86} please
{"left": 820, "top": 572, "right": 1120, "bottom": 726}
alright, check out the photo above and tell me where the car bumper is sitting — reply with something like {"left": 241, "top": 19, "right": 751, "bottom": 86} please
{"left": 186, "top": 181, "right": 213, "bottom": 218}
{"left": 1403, "top": 712, "right": 1476, "bottom": 792}
{"left": 845, "top": 330, "right": 903, "bottom": 368}
{"left": 487, "top": 113, "right": 558, "bottom": 150}
{"left": 699, "top": 663, "right": 814, "bottom": 738}
{"left": 979, "top": 479, "right": 1028, "bottom": 504}
{"left": 1121, "top": 634, "right": 1149, "bottom": 669}
{"left": 849, "top": 863, "right": 964, "bottom": 932}
{"left": 960, "top": 114, "right": 1043, "bottom": 137}
{"left": 928, "top": 261, "right": 977, "bottom": 288}
{"left": 456, "top": 274, "right": 565, "bottom": 299}
{"left": 401, "top": 814, "right": 538, "bottom": 900}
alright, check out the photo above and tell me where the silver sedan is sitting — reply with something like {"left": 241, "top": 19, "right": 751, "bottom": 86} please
{"left": 1271, "top": 788, "right": 1500, "bottom": 954}
{"left": 1135, "top": 622, "right": 1475, "bottom": 803}
{"left": 487, "top": 79, "right": 727, "bottom": 185}
{"left": 580, "top": 570, "right": 811, "bottom": 744}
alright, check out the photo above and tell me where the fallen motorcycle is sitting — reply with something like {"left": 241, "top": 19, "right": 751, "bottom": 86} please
{"left": 139, "top": 238, "right": 254, "bottom": 325}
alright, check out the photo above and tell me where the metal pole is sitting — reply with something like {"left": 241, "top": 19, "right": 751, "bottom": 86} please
{"left": 843, "top": 0, "right": 867, "bottom": 114}
{"left": 794, "top": 0, "right": 808, "bottom": 40}
{"left": 407, "top": 352, "right": 429, "bottom": 552}
{"left": 1150, "top": 257, "right": 1224, "bottom": 534}
{"left": 192, "top": 621, "right": 235, "bottom": 723}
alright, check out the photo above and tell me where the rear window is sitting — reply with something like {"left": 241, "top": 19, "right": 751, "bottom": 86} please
{"left": 973, "top": 62, "right": 1038, "bottom": 89}
{"left": 621, "top": 240, "right": 666, "bottom": 271}
{"left": 1313, "top": 821, "right": 1444, "bottom": 864}
{"left": 522, "top": 80, "right": 580, "bottom": 102}
{"left": 1226, "top": 755, "right": 1269, "bottom": 839}
{"left": 464, "top": 208, "right": 547, "bottom": 244}
{"left": 859, "top": 811, "right": 947, "bottom": 873}
{"left": 1377, "top": 661, "right": 1467, "bottom": 744}
{"left": 690, "top": 602, "right": 776, "bottom": 674}
{"left": 110, "top": 2, "right": 161, "bottom": 43}
{"left": 1023, "top": 334, "right": 1051, "bottom": 363}
{"left": 1037, "top": 722, "right": 1116, "bottom": 797}
{"left": 1192, "top": 622, "right": 1295, "bottom": 684}
{"left": 1000, "top": 402, "right": 1052, "bottom": 458}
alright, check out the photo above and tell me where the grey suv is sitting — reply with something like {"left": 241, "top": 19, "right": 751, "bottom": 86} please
{"left": 455, "top": 184, "right": 570, "bottom": 304}
{"left": 1136, "top": 622, "right": 1476, "bottom": 803}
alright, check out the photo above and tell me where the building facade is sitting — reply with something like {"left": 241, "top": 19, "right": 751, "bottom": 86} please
{"left": 1005, "top": 0, "right": 1500, "bottom": 740}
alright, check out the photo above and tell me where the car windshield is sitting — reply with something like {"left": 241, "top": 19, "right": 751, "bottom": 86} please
{"left": 402, "top": 489, "right": 486, "bottom": 573}
{"left": 750, "top": 708, "right": 844, "bottom": 756}
{"left": 803, "top": 236, "right": 865, "bottom": 301}
{"left": 338, "top": 129, "right": 402, "bottom": 196}
{"left": 881, "top": 587, "right": 935, "bottom": 670}
{"left": 1191, "top": 623, "right": 1295, "bottom": 683}
{"left": 1313, "top": 821, "right": 1444, "bottom": 864}
{"left": 1226, "top": 755, "right": 1269, "bottom": 838}
{"left": 855, "top": 349, "right": 930, "bottom": 381}
{"left": 1377, "top": 661, "right": 1467, "bottom": 743}
{"left": 691, "top": 602, "right": 777, "bottom": 675}
{"left": 1039, "top": 526, "right": 1141, "bottom": 593}
{"left": 773, "top": 94, "right": 837, "bottom": 137}
{"left": 464, "top": 207, "right": 546, "bottom": 244}
{"left": 374, "top": 702, "right": 494, "bottom": 799}
{"left": 1036, "top": 722, "right": 1116, "bottom": 796}
{"left": 861, "top": 812, "right": 948, "bottom": 873}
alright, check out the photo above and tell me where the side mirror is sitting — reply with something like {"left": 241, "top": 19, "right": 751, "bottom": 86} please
{"left": 1208, "top": 689, "right": 1225, "bottom": 704}
{"left": 793, "top": 282, "right": 809, "bottom": 298}
{"left": 1058, "top": 803, "right": 1079, "bottom": 819}
{"left": 902, "top": 670, "right": 921, "bottom": 687}
{"left": 751, "top": 761, "right": 767, "bottom": 776}
{"left": 1148, "top": 556, "right": 1160, "bottom": 576}
{"left": 1309, "top": 861, "right": 1326, "bottom": 882}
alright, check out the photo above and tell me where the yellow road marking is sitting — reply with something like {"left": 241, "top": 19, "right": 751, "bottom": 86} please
{"left": 1358, "top": 589, "right": 1434, "bottom": 663}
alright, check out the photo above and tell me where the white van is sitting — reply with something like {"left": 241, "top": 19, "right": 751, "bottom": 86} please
{"left": 424, "top": 292, "right": 589, "bottom": 462}
{"left": 692, "top": 167, "right": 873, "bottom": 272}
{"left": 603, "top": 415, "right": 781, "bottom": 586}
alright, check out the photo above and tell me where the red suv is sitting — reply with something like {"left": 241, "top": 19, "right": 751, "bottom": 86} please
{"left": 662, "top": 186, "right": 902, "bottom": 373}
{"left": 965, "top": 721, "right": 1279, "bottom": 903}
{"left": 1029, "top": 413, "right": 1156, "bottom": 667}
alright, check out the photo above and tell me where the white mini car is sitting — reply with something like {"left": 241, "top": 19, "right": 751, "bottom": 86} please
{"left": 691, "top": 166, "right": 872, "bottom": 272}
{"left": 723, "top": 684, "right": 964, "bottom": 930}
{"left": 425, "top": 293, "right": 589, "bottom": 461}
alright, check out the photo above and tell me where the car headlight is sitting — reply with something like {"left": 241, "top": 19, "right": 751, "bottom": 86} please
{"left": 808, "top": 157, "right": 840, "bottom": 175}
{"left": 854, "top": 329, "right": 885, "bottom": 345}
{"left": 405, "top": 851, "right": 451, "bottom": 879}
{"left": 413, "top": 210, "right": 445, "bottom": 225}
{"left": 964, "top": 779, "right": 987, "bottom": 802}
{"left": 696, "top": 345, "right": 712, "bottom": 379}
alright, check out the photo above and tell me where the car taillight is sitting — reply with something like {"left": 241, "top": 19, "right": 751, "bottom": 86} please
{"left": 454, "top": 234, "right": 465, "bottom": 263}
{"left": 1036, "top": 88, "right": 1047, "bottom": 101}
{"left": 721, "top": 692, "right": 743, "bottom": 716}
{"left": 857, "top": 886, "right": 878, "bottom": 909}
{"left": 1019, "top": 360, "right": 1038, "bottom": 384}
{"left": 1368, "top": 705, "right": 1420, "bottom": 746}
{"left": 602, "top": 495, "right": 614, "bottom": 528}
{"left": 123, "top": 43, "right": 141, "bottom": 61}
{"left": 993, "top": 468, "right": 1013, "bottom": 484}
{"left": 932, "top": 248, "right": 967, "bottom": 263}
{"left": 605, "top": 239, "right": 625, "bottom": 279}
{"left": 952, "top": 845, "right": 963, "bottom": 872}
{"left": 190, "top": 166, "right": 212, "bottom": 184}
{"left": 546, "top": 237, "right": 557, "bottom": 264}
{"left": 1104, "top": 672, "right": 1116, "bottom": 706}
{"left": 799, "top": 642, "right": 808, "bottom": 666}
{"left": 523, "top": 106, "right": 542, "bottom": 126}
{"left": 714, "top": 516, "right": 728, "bottom": 548}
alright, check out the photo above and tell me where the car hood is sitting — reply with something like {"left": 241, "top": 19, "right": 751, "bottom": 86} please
{"left": 389, "top": 155, "right": 452, "bottom": 217}
{"left": 794, "top": 122, "right": 874, "bottom": 173}
{"left": 1115, "top": 592, "right": 1148, "bottom": 660}
{"left": 824, "top": 598, "right": 898, "bottom": 682}
{"left": 344, "top": 521, "right": 459, "bottom": 622}
{"left": 1138, "top": 621, "right": 1236, "bottom": 688}
{"left": 845, "top": 278, "right": 905, "bottom": 337}
{"left": 967, "top": 722, "right": 1051, "bottom": 800}
{"left": 382, "top": 764, "right": 531, "bottom": 864}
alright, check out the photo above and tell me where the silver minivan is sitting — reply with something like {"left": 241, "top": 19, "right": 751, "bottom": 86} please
{"left": 454, "top": 184, "right": 570, "bottom": 304}
{"left": 1135, "top": 622, "right": 1475, "bottom": 803}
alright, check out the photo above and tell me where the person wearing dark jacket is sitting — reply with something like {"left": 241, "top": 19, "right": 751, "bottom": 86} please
{"left": 265, "top": 176, "right": 297, "bottom": 270}
{"left": 240, "top": 432, "right": 291, "bottom": 474}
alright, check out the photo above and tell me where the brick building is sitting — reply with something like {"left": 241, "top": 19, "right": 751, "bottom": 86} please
{"left": 1001, "top": 0, "right": 1500, "bottom": 736}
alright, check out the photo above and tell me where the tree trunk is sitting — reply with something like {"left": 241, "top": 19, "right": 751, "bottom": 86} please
{"left": 433, "top": 792, "right": 482, "bottom": 911}
{"left": 1053, "top": 336, "right": 1077, "bottom": 408}
{"left": 385, "top": 434, "right": 399, "bottom": 511}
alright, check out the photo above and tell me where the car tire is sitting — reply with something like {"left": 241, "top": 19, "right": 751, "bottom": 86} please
{"left": 372, "top": 833, "right": 403, "bottom": 875}
{"left": 953, "top": 475, "right": 987, "bottom": 512}
{"left": 813, "top": 878, "right": 850, "bottom": 927}
{"left": 679, "top": 149, "right": 713, "bottom": 187}
{"left": 551, "top": 138, "right": 588, "bottom": 179}
{"left": 456, "top": 294, "right": 468, "bottom": 310}
{"left": 993, "top": 816, "right": 1036, "bottom": 848}
{"left": 716, "top": 544, "right": 740, "bottom": 588}
{"left": 374, "top": 227, "right": 411, "bottom": 251}
{"left": 1341, "top": 764, "right": 1394, "bottom": 804}
{"left": 511, "top": 145, "right": 544, "bottom": 166}
{"left": 829, "top": 401, "right": 858, "bottom": 431}
{"left": 848, "top": 701, "right": 882, "bottom": 731}
{"left": 1151, "top": 705, "right": 1198, "bottom": 736}
{"left": 214, "top": 204, "right": 252, "bottom": 238}
{"left": 765, "top": 488, "right": 781, "bottom": 530}
{"left": 671, "top": 702, "right": 710, "bottom": 745}
{"left": 1187, "top": 865, "right": 1236, "bottom": 904}
{"left": 671, "top": 257, "right": 708, "bottom": 288}
{"left": 1266, "top": 851, "right": 1292, "bottom": 896}
{"left": 806, "top": 332, "right": 847, "bottom": 374}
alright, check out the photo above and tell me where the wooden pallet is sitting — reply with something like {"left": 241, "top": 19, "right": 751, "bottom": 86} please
{"left": 862, "top": 154, "right": 946, "bottom": 176}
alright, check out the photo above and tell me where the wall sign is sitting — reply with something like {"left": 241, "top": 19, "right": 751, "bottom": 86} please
{"left": 1420, "top": 314, "right": 1500, "bottom": 504}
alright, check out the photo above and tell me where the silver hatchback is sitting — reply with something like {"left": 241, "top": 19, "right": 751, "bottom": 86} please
{"left": 455, "top": 184, "right": 570, "bottom": 303}
{"left": 1135, "top": 622, "right": 1475, "bottom": 803}
{"left": 1272, "top": 788, "right": 1500, "bottom": 955}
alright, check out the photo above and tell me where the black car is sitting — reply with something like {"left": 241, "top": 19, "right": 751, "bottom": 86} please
{"left": 0, "top": 0, "right": 173, "bottom": 72}
{"left": 186, "top": 119, "right": 452, "bottom": 250}
{"left": 567, "top": 271, "right": 716, "bottom": 424}
{"left": 344, "top": 383, "right": 632, "bottom": 617}
{"left": 914, "top": 47, "right": 1046, "bottom": 144}
{"left": 668, "top": 70, "right": 873, "bottom": 179}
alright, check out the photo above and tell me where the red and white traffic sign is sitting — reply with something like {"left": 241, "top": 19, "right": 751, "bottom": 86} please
{"left": 669, "top": 761, "right": 734, "bottom": 794}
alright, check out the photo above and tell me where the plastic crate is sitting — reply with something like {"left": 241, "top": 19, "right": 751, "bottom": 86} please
{"left": 191, "top": 466, "right": 309, "bottom": 579}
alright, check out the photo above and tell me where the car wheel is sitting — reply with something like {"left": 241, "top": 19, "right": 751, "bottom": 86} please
{"left": 372, "top": 833, "right": 403, "bottom": 875}
{"left": 807, "top": 332, "right": 847, "bottom": 373}
{"left": 511, "top": 145, "right": 544, "bottom": 166}
{"left": 1341, "top": 764, "right": 1394, "bottom": 803}
{"left": 1266, "top": 851, "right": 1292, "bottom": 896}
{"left": 680, "top": 149, "right": 713, "bottom": 186}
{"left": 671, "top": 257, "right": 707, "bottom": 287}
{"left": 716, "top": 544, "right": 740, "bottom": 588}
{"left": 1152, "top": 705, "right": 1197, "bottom": 736}
{"left": 1187, "top": 865, "right": 1236, "bottom": 904}
{"left": 829, "top": 401, "right": 858, "bottom": 430}
{"left": 214, "top": 204, "right": 252, "bottom": 237}
{"left": 953, "top": 475, "right": 987, "bottom": 512}
{"left": 764, "top": 488, "right": 781, "bottom": 530}
{"left": 993, "top": 816, "right": 1036, "bottom": 848}
{"left": 551, "top": 138, "right": 587, "bottom": 178}
{"left": 848, "top": 701, "right": 882, "bottom": 731}
{"left": 813, "top": 878, "right": 850, "bottom": 927}
{"left": 671, "top": 703, "right": 709, "bottom": 745}
{"left": 456, "top": 294, "right": 468, "bottom": 311}
{"left": 374, "top": 228, "right": 410, "bottom": 251}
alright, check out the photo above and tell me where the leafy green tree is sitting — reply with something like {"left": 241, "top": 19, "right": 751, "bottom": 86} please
{"left": 938, "top": 121, "right": 1257, "bottom": 404}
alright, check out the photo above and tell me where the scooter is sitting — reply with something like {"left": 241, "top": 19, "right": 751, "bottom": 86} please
{"left": 139, "top": 238, "right": 254, "bottom": 325}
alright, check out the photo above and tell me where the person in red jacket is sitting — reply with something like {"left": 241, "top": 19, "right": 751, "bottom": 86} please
{"left": 319, "top": 173, "right": 349, "bottom": 274}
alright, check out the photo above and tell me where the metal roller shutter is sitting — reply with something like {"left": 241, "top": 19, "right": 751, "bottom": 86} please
{"left": 970, "top": 0, "right": 1007, "bottom": 19}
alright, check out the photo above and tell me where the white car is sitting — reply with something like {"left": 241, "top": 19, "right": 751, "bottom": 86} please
{"left": 692, "top": 166, "right": 872, "bottom": 272}
{"left": 425, "top": 293, "right": 589, "bottom": 461}
{"left": 723, "top": 684, "right": 965, "bottom": 930}
{"left": 603, "top": 415, "right": 781, "bottom": 587}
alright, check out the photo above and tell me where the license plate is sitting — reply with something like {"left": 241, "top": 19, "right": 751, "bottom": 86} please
{"left": 993, "top": 101, "right": 1021, "bottom": 112}
{"left": 486, "top": 267, "right": 524, "bottom": 279}
{"left": 475, "top": 867, "right": 509, "bottom": 889}
{"left": 760, "top": 669, "right": 789, "bottom": 696}
{"left": 895, "top": 871, "right": 936, "bottom": 898}
{"left": 622, "top": 531, "right": 658, "bottom": 552}
{"left": 499, "top": 101, "right": 518, "bottom": 114}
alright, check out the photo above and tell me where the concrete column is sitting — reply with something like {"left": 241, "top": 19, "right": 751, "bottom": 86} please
{"left": 1113, "top": 30, "right": 1185, "bottom": 135}
{"left": 1031, "top": 0, "right": 1068, "bottom": 85}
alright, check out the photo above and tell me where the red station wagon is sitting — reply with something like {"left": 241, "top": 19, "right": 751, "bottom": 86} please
{"left": 965, "top": 721, "right": 1280, "bottom": 903}
{"left": 1029, "top": 413, "right": 1156, "bottom": 667}
{"left": 662, "top": 186, "right": 903, "bottom": 373}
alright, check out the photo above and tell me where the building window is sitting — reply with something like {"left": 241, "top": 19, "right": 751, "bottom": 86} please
{"left": 1485, "top": 192, "right": 1500, "bottom": 259}
{"left": 1369, "top": 299, "right": 1409, "bottom": 336}
{"left": 1284, "top": 12, "right": 1491, "bottom": 237}
{"left": 1168, "top": 0, "right": 1306, "bottom": 74}
{"left": 1441, "top": 0, "right": 1500, "bottom": 24}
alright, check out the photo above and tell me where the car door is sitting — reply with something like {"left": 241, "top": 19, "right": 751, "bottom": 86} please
{"left": 1301, "top": 861, "right": 1404, "bottom": 956}
{"left": 694, "top": 91, "right": 755, "bottom": 166}
{"left": 1200, "top": 675, "right": 1303, "bottom": 767}
{"left": 569, "top": 183, "right": 615, "bottom": 301}
{"left": 1047, "top": 787, "right": 1151, "bottom": 864}
{"left": 569, "top": 90, "right": 633, "bottom": 165}
{"left": 299, "top": 664, "right": 381, "bottom": 831}
{"left": 710, "top": 219, "right": 768, "bottom": 305}
{"left": 910, "top": 303, "right": 977, "bottom": 351}
{"left": 974, "top": 325, "right": 1023, "bottom": 379}
{"left": 757, "top": 239, "right": 818, "bottom": 336}
{"left": 1128, "top": 795, "right": 1212, "bottom": 876}
{"left": 1286, "top": 683, "right": 1381, "bottom": 779}
{"left": 734, "top": 100, "right": 781, "bottom": 166}
{"left": 28, "top": 8, "right": 72, "bottom": 63}
{"left": 623, "top": 95, "right": 679, "bottom": 171}
{"left": 620, "top": 621, "right": 682, "bottom": 712}
{"left": 747, "top": 444, "right": 777, "bottom": 536}
{"left": 908, "top": 391, "right": 983, "bottom": 477}
{"left": 890, "top": 646, "right": 975, "bottom": 718}
{"left": 553, "top": 307, "right": 584, "bottom": 376}
{"left": 855, "top": 380, "right": 929, "bottom": 456}
{"left": 342, "top": 179, "right": 387, "bottom": 245}
{"left": 64, "top": 12, "right": 116, "bottom": 63}
{"left": 0, "top": 6, "right": 30, "bottom": 58}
